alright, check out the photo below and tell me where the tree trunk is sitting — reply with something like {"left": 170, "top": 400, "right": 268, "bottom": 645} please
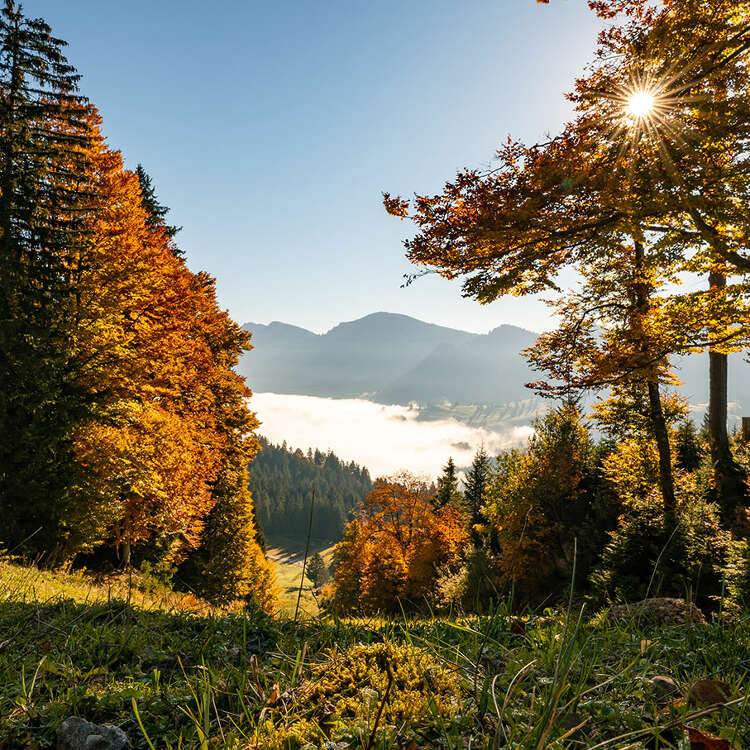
{"left": 633, "top": 240, "right": 677, "bottom": 519}
{"left": 708, "top": 272, "right": 746, "bottom": 518}
{"left": 647, "top": 380, "right": 677, "bottom": 520}
{"left": 122, "top": 515, "right": 132, "bottom": 568}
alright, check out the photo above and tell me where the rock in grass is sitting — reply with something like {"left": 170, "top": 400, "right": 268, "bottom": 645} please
{"left": 647, "top": 675, "right": 682, "bottom": 704}
{"left": 57, "top": 717, "right": 130, "bottom": 750}
{"left": 607, "top": 598, "right": 706, "bottom": 627}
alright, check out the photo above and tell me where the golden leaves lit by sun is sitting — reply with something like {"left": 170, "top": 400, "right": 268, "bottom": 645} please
{"left": 603, "top": 69, "right": 695, "bottom": 172}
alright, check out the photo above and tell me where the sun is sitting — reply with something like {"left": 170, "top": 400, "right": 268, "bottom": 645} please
{"left": 626, "top": 90, "right": 656, "bottom": 120}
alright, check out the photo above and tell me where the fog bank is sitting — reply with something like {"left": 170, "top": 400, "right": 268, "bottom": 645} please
{"left": 251, "top": 392, "right": 534, "bottom": 479}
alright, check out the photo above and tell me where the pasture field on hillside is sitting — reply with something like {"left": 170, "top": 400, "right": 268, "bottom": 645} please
{"left": 1, "top": 560, "right": 749, "bottom": 749}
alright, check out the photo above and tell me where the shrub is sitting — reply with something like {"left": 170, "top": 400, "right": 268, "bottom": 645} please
{"left": 590, "top": 476, "right": 731, "bottom": 610}
{"left": 720, "top": 540, "right": 750, "bottom": 619}
{"left": 259, "top": 642, "right": 467, "bottom": 749}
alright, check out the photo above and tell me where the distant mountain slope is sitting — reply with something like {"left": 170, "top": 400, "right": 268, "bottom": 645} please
{"left": 249, "top": 437, "right": 372, "bottom": 543}
{"left": 239, "top": 312, "right": 750, "bottom": 420}
{"left": 241, "top": 312, "right": 477, "bottom": 399}
{"left": 377, "top": 325, "right": 538, "bottom": 406}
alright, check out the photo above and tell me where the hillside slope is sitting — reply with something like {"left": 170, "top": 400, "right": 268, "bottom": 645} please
{"left": 240, "top": 312, "right": 750, "bottom": 420}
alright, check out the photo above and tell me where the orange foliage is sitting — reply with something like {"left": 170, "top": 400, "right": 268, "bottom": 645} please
{"left": 59, "top": 112, "right": 274, "bottom": 606}
{"left": 330, "top": 473, "right": 467, "bottom": 614}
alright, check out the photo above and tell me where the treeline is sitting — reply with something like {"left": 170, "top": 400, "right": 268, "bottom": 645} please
{"left": 0, "top": 2, "right": 273, "bottom": 608}
{"left": 250, "top": 438, "right": 372, "bottom": 543}
{"left": 328, "top": 404, "right": 750, "bottom": 615}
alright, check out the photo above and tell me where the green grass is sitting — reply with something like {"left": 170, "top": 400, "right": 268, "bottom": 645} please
{"left": 1, "top": 559, "right": 750, "bottom": 749}
{"left": 266, "top": 535, "right": 336, "bottom": 617}
{"left": 272, "top": 557, "right": 320, "bottom": 618}
{"left": 266, "top": 535, "right": 335, "bottom": 565}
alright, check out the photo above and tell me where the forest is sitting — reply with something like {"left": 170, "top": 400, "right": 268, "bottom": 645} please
{"left": 3, "top": 0, "right": 750, "bottom": 748}
{"left": 250, "top": 438, "right": 372, "bottom": 544}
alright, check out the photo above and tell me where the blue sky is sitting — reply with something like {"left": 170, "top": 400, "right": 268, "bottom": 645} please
{"left": 32, "top": 0, "right": 603, "bottom": 334}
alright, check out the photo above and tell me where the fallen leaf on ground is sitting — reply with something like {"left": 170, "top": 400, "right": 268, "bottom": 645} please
{"left": 267, "top": 683, "right": 281, "bottom": 705}
{"left": 686, "top": 726, "right": 730, "bottom": 749}
{"left": 687, "top": 679, "right": 731, "bottom": 706}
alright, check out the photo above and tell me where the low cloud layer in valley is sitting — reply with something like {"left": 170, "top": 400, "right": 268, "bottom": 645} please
{"left": 251, "top": 392, "right": 534, "bottom": 478}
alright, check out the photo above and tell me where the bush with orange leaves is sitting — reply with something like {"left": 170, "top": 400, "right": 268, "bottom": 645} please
{"left": 327, "top": 472, "right": 467, "bottom": 614}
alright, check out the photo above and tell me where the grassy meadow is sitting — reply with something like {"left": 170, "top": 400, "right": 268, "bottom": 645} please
{"left": 1, "top": 559, "right": 749, "bottom": 749}
{"left": 266, "top": 537, "right": 335, "bottom": 618}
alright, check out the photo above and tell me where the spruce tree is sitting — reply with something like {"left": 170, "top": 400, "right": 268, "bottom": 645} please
{"left": 306, "top": 551, "right": 327, "bottom": 587}
{"left": 463, "top": 447, "right": 491, "bottom": 545}
{"left": 675, "top": 418, "right": 702, "bottom": 473}
{"left": 135, "top": 164, "right": 182, "bottom": 251}
{"left": 434, "top": 456, "right": 461, "bottom": 509}
{"left": 179, "top": 450, "right": 275, "bottom": 609}
{"left": 0, "top": 0, "right": 95, "bottom": 559}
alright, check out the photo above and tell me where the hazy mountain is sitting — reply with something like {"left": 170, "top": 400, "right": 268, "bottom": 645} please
{"left": 239, "top": 311, "right": 750, "bottom": 425}
{"left": 376, "top": 325, "right": 537, "bottom": 406}
{"left": 242, "top": 312, "right": 476, "bottom": 399}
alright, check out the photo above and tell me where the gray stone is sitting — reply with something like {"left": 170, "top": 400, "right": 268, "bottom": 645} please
{"left": 57, "top": 717, "right": 130, "bottom": 750}
{"left": 647, "top": 675, "right": 681, "bottom": 704}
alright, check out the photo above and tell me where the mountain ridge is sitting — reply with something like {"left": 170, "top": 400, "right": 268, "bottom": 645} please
{"left": 238, "top": 311, "right": 749, "bottom": 425}
{"left": 240, "top": 312, "right": 540, "bottom": 406}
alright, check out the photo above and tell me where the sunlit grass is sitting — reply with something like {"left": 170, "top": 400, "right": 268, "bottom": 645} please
{"left": 1, "top": 558, "right": 749, "bottom": 748}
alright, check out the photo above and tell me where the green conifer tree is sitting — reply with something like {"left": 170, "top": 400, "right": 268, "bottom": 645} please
{"left": 676, "top": 418, "right": 702, "bottom": 473}
{"left": 463, "top": 447, "right": 491, "bottom": 546}
{"left": 135, "top": 164, "right": 182, "bottom": 250}
{"left": 434, "top": 457, "right": 461, "bottom": 509}
{"left": 306, "top": 551, "right": 327, "bottom": 587}
{"left": 0, "top": 0, "right": 96, "bottom": 559}
{"left": 180, "top": 449, "right": 275, "bottom": 609}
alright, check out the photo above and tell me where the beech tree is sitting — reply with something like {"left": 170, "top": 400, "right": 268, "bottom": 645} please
{"left": 330, "top": 473, "right": 467, "bottom": 613}
{"left": 571, "top": 0, "right": 750, "bottom": 514}
{"left": 385, "top": 0, "right": 750, "bottom": 517}
{"left": 0, "top": 2, "right": 274, "bottom": 606}
{"left": 66, "top": 118, "right": 274, "bottom": 603}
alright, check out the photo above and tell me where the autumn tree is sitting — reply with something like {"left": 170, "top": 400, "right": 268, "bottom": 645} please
{"left": 385, "top": 0, "right": 750, "bottom": 518}
{"left": 63, "top": 120, "right": 274, "bottom": 604}
{"left": 329, "top": 473, "right": 467, "bottom": 614}
{"left": 524, "top": 220, "right": 692, "bottom": 517}
{"left": 571, "top": 0, "right": 750, "bottom": 515}
{"left": 552, "top": 0, "right": 750, "bottom": 508}
{"left": 0, "top": 3, "right": 275, "bottom": 607}
{"left": 329, "top": 519, "right": 366, "bottom": 613}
